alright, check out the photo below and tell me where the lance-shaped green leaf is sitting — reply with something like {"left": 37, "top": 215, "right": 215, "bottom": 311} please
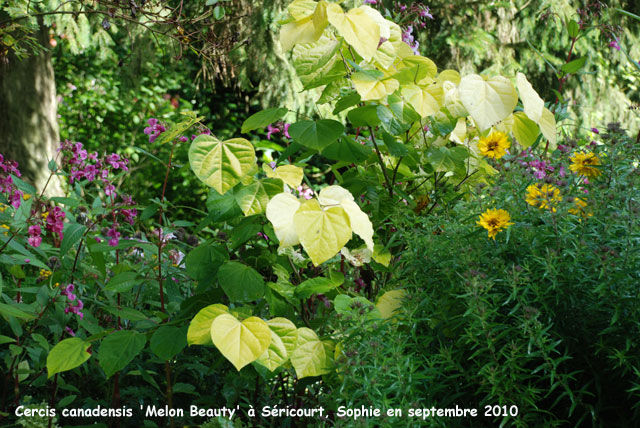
{"left": 187, "top": 304, "right": 229, "bottom": 345}
{"left": 210, "top": 314, "right": 271, "bottom": 371}
{"left": 290, "top": 328, "right": 334, "bottom": 378}
{"left": 234, "top": 178, "right": 283, "bottom": 216}
{"left": 459, "top": 74, "right": 518, "bottom": 131}
{"left": 241, "top": 108, "right": 288, "bottom": 133}
{"left": 98, "top": 330, "right": 147, "bottom": 379}
{"left": 189, "top": 135, "right": 256, "bottom": 195}
{"left": 266, "top": 193, "right": 301, "bottom": 248}
{"left": 326, "top": 4, "right": 380, "bottom": 61}
{"left": 294, "top": 272, "right": 344, "bottom": 299}
{"left": 293, "top": 199, "right": 352, "bottom": 266}
{"left": 255, "top": 317, "right": 298, "bottom": 371}
{"left": 47, "top": 338, "right": 92, "bottom": 378}
{"left": 288, "top": 120, "right": 344, "bottom": 151}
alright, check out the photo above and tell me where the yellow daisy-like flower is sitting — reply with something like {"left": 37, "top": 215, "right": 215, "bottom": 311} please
{"left": 39, "top": 268, "right": 53, "bottom": 279}
{"left": 477, "top": 208, "right": 514, "bottom": 240}
{"left": 478, "top": 131, "right": 511, "bottom": 159}
{"left": 1, "top": 224, "right": 9, "bottom": 235}
{"left": 569, "top": 151, "right": 601, "bottom": 178}
{"left": 0, "top": 204, "right": 6, "bottom": 213}
{"left": 22, "top": 193, "right": 32, "bottom": 200}
{"left": 525, "top": 184, "right": 562, "bottom": 212}
{"left": 568, "top": 197, "right": 593, "bottom": 219}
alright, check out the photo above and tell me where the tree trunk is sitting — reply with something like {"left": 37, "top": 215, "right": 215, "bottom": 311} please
{"left": 0, "top": 22, "right": 62, "bottom": 196}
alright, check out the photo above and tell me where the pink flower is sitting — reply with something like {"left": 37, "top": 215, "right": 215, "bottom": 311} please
{"left": 283, "top": 123, "right": 291, "bottom": 139}
{"left": 609, "top": 40, "right": 621, "bottom": 51}
{"left": 266, "top": 124, "right": 280, "bottom": 140}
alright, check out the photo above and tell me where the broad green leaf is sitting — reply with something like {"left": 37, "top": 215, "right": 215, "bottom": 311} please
{"left": 60, "top": 223, "right": 86, "bottom": 258}
{"left": 537, "top": 107, "right": 557, "bottom": 150}
{"left": 265, "top": 165, "right": 304, "bottom": 188}
{"left": 347, "top": 105, "right": 381, "bottom": 127}
{"left": 0, "top": 303, "right": 36, "bottom": 321}
{"left": 241, "top": 108, "right": 288, "bottom": 133}
{"left": 185, "top": 244, "right": 227, "bottom": 282}
{"left": 402, "top": 83, "right": 444, "bottom": 118}
{"left": 189, "top": 135, "right": 256, "bottom": 195}
{"left": 98, "top": 330, "right": 147, "bottom": 378}
{"left": 218, "top": 261, "right": 265, "bottom": 302}
{"left": 206, "top": 188, "right": 243, "bottom": 222}
{"left": 294, "top": 199, "right": 352, "bottom": 266}
{"left": 290, "top": 328, "right": 334, "bottom": 378}
{"left": 266, "top": 193, "right": 301, "bottom": 248}
{"left": 333, "top": 93, "right": 361, "bottom": 114}
{"left": 234, "top": 178, "right": 283, "bottom": 216}
{"left": 322, "top": 137, "right": 373, "bottom": 163}
{"left": 334, "top": 295, "right": 381, "bottom": 319}
{"left": 294, "top": 272, "right": 344, "bottom": 299}
{"left": 375, "top": 289, "right": 406, "bottom": 319}
{"left": 326, "top": 4, "right": 380, "bottom": 61}
{"left": 352, "top": 72, "right": 399, "bottom": 101}
{"left": 103, "top": 306, "right": 148, "bottom": 321}
{"left": 150, "top": 326, "right": 187, "bottom": 360}
{"left": 510, "top": 112, "right": 540, "bottom": 148}
{"left": 187, "top": 304, "right": 229, "bottom": 345}
{"left": 47, "top": 338, "right": 91, "bottom": 378}
{"left": 293, "top": 36, "right": 345, "bottom": 90}
{"left": 210, "top": 314, "right": 271, "bottom": 371}
{"left": 459, "top": 74, "right": 518, "bottom": 131}
{"left": 516, "top": 72, "right": 544, "bottom": 122}
{"left": 288, "top": 120, "right": 344, "bottom": 151}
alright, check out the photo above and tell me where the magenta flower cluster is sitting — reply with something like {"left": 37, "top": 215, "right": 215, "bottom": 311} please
{"left": 61, "top": 283, "right": 84, "bottom": 319}
{"left": 266, "top": 122, "right": 291, "bottom": 140}
{"left": 144, "top": 118, "right": 167, "bottom": 143}
{"left": 0, "top": 153, "right": 24, "bottom": 209}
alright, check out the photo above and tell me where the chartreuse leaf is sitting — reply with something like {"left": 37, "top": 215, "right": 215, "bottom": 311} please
{"left": 394, "top": 56, "right": 438, "bottom": 84}
{"left": 437, "top": 69, "right": 461, "bottom": 85}
{"left": 218, "top": 261, "right": 265, "bottom": 302}
{"left": 318, "top": 186, "right": 374, "bottom": 251}
{"left": 516, "top": 72, "right": 544, "bottom": 122}
{"left": 290, "top": 328, "right": 334, "bottom": 378}
{"left": 293, "top": 36, "right": 344, "bottom": 90}
{"left": 326, "top": 4, "right": 380, "bottom": 61}
{"left": 150, "top": 326, "right": 187, "bottom": 360}
{"left": 187, "top": 304, "right": 229, "bottom": 345}
{"left": 266, "top": 193, "right": 301, "bottom": 247}
{"left": 189, "top": 135, "right": 256, "bottom": 195}
{"left": 210, "top": 314, "right": 271, "bottom": 371}
{"left": 47, "top": 338, "right": 91, "bottom": 378}
{"left": 372, "top": 243, "right": 391, "bottom": 267}
{"left": 401, "top": 83, "right": 444, "bottom": 118}
{"left": 241, "top": 108, "right": 288, "bottom": 133}
{"left": 375, "top": 289, "right": 406, "bottom": 319}
{"left": 255, "top": 317, "right": 298, "bottom": 371}
{"left": 280, "top": 0, "right": 328, "bottom": 51}
{"left": 537, "top": 107, "right": 557, "bottom": 150}
{"left": 234, "top": 178, "right": 283, "bottom": 216}
{"left": 264, "top": 164, "right": 304, "bottom": 188}
{"left": 351, "top": 72, "right": 399, "bottom": 101}
{"left": 98, "top": 331, "right": 147, "bottom": 378}
{"left": 293, "top": 199, "right": 352, "bottom": 266}
{"left": 288, "top": 120, "right": 344, "bottom": 151}
{"left": 509, "top": 112, "right": 540, "bottom": 148}
{"left": 458, "top": 74, "right": 518, "bottom": 131}
{"left": 294, "top": 272, "right": 344, "bottom": 299}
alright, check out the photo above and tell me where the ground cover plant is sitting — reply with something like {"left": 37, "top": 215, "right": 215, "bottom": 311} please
{"left": 1, "top": 1, "right": 639, "bottom": 427}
